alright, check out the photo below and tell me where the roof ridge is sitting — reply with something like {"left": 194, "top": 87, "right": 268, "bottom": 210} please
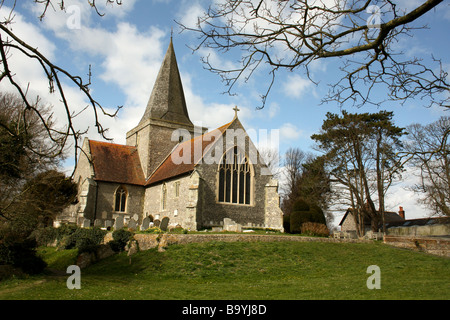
{"left": 89, "top": 140, "right": 136, "bottom": 149}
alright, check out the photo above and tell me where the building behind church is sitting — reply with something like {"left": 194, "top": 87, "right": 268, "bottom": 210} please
{"left": 57, "top": 39, "right": 284, "bottom": 232}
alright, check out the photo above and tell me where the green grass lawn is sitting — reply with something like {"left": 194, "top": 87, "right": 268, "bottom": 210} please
{"left": 0, "top": 241, "right": 448, "bottom": 300}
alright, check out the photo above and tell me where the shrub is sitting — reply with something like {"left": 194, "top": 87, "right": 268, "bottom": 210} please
{"left": 283, "top": 214, "right": 290, "bottom": 234}
{"left": 309, "top": 204, "right": 326, "bottom": 225}
{"left": 59, "top": 227, "right": 107, "bottom": 253}
{"left": 109, "top": 229, "right": 133, "bottom": 252}
{"left": 289, "top": 201, "right": 327, "bottom": 234}
{"left": 290, "top": 211, "right": 313, "bottom": 234}
{"left": 0, "top": 237, "right": 46, "bottom": 275}
{"left": 301, "top": 222, "right": 330, "bottom": 237}
{"left": 292, "top": 198, "right": 310, "bottom": 212}
{"left": 55, "top": 224, "right": 78, "bottom": 246}
{"left": 30, "top": 226, "right": 58, "bottom": 247}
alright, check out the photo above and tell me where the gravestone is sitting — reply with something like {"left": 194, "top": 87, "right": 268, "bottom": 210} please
{"left": 94, "top": 219, "right": 103, "bottom": 228}
{"left": 141, "top": 217, "right": 151, "bottom": 230}
{"left": 153, "top": 219, "right": 161, "bottom": 227}
{"left": 128, "top": 219, "right": 137, "bottom": 231}
{"left": 82, "top": 219, "right": 91, "bottom": 228}
{"left": 114, "top": 216, "right": 124, "bottom": 230}
{"left": 160, "top": 217, "right": 170, "bottom": 231}
{"left": 105, "top": 220, "right": 114, "bottom": 229}
{"left": 223, "top": 218, "right": 242, "bottom": 232}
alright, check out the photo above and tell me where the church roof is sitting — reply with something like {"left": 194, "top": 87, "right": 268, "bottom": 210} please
{"left": 146, "top": 121, "right": 233, "bottom": 186}
{"left": 339, "top": 208, "right": 404, "bottom": 226}
{"left": 139, "top": 39, "right": 193, "bottom": 126}
{"left": 89, "top": 140, "right": 145, "bottom": 186}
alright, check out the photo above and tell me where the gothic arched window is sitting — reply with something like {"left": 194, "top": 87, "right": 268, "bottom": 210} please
{"left": 115, "top": 186, "right": 127, "bottom": 212}
{"left": 218, "top": 147, "right": 252, "bottom": 205}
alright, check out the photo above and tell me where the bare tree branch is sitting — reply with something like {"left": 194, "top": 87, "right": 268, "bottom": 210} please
{"left": 0, "top": 1, "right": 124, "bottom": 177}
{"left": 178, "top": 0, "right": 449, "bottom": 109}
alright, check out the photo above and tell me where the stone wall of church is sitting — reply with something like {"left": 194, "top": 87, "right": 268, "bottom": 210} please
{"left": 127, "top": 118, "right": 202, "bottom": 179}
{"left": 195, "top": 119, "right": 279, "bottom": 230}
{"left": 143, "top": 172, "right": 199, "bottom": 231}
{"left": 94, "top": 182, "right": 145, "bottom": 225}
{"left": 126, "top": 121, "right": 152, "bottom": 178}
{"left": 56, "top": 138, "right": 96, "bottom": 227}
{"left": 264, "top": 179, "right": 284, "bottom": 231}
{"left": 196, "top": 162, "right": 271, "bottom": 228}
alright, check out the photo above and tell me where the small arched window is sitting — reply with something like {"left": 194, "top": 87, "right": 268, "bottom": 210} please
{"left": 218, "top": 146, "right": 252, "bottom": 205}
{"left": 115, "top": 186, "right": 127, "bottom": 212}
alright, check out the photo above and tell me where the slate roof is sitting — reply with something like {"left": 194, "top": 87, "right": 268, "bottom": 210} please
{"left": 339, "top": 208, "right": 404, "bottom": 226}
{"left": 385, "top": 216, "right": 450, "bottom": 228}
{"left": 339, "top": 208, "right": 450, "bottom": 229}
{"left": 146, "top": 120, "right": 233, "bottom": 186}
{"left": 89, "top": 140, "right": 145, "bottom": 186}
{"left": 139, "top": 39, "right": 192, "bottom": 126}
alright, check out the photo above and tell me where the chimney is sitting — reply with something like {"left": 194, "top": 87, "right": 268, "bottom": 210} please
{"left": 398, "top": 206, "right": 405, "bottom": 220}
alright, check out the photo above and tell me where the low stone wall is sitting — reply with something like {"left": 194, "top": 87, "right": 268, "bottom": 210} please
{"left": 384, "top": 235, "right": 450, "bottom": 258}
{"left": 387, "top": 224, "right": 450, "bottom": 237}
{"left": 111, "top": 233, "right": 370, "bottom": 253}
{"left": 103, "top": 232, "right": 450, "bottom": 258}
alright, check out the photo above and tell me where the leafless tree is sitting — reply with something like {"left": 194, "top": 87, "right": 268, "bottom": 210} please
{"left": 178, "top": 0, "right": 449, "bottom": 109}
{"left": 282, "top": 147, "right": 307, "bottom": 199}
{"left": 0, "top": 92, "right": 63, "bottom": 221}
{"left": 258, "top": 147, "right": 281, "bottom": 179}
{"left": 0, "top": 1, "right": 124, "bottom": 175}
{"left": 405, "top": 117, "right": 450, "bottom": 216}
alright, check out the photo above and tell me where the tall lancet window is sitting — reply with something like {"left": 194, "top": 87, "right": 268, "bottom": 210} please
{"left": 218, "top": 147, "right": 252, "bottom": 205}
{"left": 115, "top": 186, "right": 127, "bottom": 213}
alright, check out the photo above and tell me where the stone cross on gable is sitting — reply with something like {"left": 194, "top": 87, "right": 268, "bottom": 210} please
{"left": 233, "top": 106, "right": 240, "bottom": 118}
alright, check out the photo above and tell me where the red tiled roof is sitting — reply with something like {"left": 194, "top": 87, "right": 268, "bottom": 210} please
{"left": 89, "top": 140, "right": 145, "bottom": 186}
{"left": 146, "top": 121, "right": 233, "bottom": 186}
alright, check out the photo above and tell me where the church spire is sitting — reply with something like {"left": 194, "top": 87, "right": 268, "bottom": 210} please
{"left": 139, "top": 38, "right": 193, "bottom": 126}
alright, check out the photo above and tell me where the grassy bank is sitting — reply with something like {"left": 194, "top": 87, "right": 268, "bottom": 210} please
{"left": 0, "top": 241, "right": 448, "bottom": 300}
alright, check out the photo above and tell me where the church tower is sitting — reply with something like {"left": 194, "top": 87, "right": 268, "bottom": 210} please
{"left": 126, "top": 39, "right": 205, "bottom": 179}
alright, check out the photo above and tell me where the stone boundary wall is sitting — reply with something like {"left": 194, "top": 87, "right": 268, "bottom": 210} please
{"left": 104, "top": 233, "right": 371, "bottom": 253}
{"left": 386, "top": 224, "right": 450, "bottom": 237}
{"left": 384, "top": 235, "right": 450, "bottom": 258}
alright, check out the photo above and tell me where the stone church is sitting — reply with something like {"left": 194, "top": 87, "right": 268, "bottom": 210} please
{"left": 57, "top": 40, "right": 283, "bottom": 232}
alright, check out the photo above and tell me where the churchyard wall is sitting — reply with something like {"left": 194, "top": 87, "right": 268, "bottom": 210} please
{"left": 384, "top": 235, "right": 450, "bottom": 257}
{"left": 103, "top": 233, "right": 371, "bottom": 253}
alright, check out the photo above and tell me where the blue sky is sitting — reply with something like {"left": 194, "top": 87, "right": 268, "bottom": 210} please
{"left": 1, "top": 0, "right": 449, "bottom": 223}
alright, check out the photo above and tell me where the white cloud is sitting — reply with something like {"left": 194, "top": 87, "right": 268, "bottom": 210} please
{"left": 384, "top": 167, "right": 433, "bottom": 220}
{"left": 182, "top": 71, "right": 237, "bottom": 129}
{"left": 283, "top": 74, "right": 314, "bottom": 99}
{"left": 268, "top": 102, "right": 280, "bottom": 118}
{"left": 2, "top": 1, "right": 261, "bottom": 159}
{"left": 176, "top": 1, "right": 205, "bottom": 29}
{"left": 19, "top": 1, "right": 169, "bottom": 144}
{"left": 279, "top": 123, "right": 303, "bottom": 141}
{"left": 94, "top": 0, "right": 139, "bottom": 18}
